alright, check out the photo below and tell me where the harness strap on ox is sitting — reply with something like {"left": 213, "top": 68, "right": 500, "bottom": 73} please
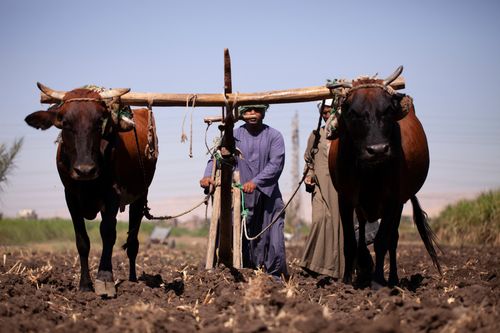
{"left": 324, "top": 79, "right": 411, "bottom": 139}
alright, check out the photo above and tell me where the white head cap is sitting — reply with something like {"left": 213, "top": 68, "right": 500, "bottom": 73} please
{"left": 317, "top": 99, "right": 334, "bottom": 109}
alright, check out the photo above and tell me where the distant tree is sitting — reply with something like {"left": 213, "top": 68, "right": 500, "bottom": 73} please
{"left": 0, "top": 138, "right": 23, "bottom": 192}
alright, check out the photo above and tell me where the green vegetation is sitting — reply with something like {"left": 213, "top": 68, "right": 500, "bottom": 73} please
{"left": 0, "top": 218, "right": 154, "bottom": 246}
{"left": 169, "top": 224, "right": 209, "bottom": 238}
{"left": 0, "top": 218, "right": 212, "bottom": 248}
{"left": 432, "top": 189, "right": 500, "bottom": 246}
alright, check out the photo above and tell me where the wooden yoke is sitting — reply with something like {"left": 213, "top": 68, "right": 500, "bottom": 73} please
{"left": 40, "top": 79, "right": 405, "bottom": 106}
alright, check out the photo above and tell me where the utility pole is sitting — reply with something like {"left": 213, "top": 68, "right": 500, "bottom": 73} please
{"left": 286, "top": 111, "right": 302, "bottom": 236}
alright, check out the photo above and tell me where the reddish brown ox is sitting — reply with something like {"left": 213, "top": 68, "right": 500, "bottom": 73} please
{"left": 327, "top": 67, "right": 440, "bottom": 288}
{"left": 25, "top": 84, "right": 157, "bottom": 297}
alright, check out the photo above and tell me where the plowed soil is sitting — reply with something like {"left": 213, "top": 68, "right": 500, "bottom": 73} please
{"left": 0, "top": 239, "right": 498, "bottom": 333}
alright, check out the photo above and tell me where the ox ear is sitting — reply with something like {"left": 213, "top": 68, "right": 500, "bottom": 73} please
{"left": 392, "top": 93, "right": 410, "bottom": 121}
{"left": 25, "top": 110, "right": 62, "bottom": 130}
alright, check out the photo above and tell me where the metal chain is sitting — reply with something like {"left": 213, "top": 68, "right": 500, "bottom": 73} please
{"left": 143, "top": 195, "right": 210, "bottom": 221}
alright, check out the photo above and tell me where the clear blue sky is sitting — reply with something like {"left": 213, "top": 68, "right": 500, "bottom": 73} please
{"left": 1, "top": 0, "right": 499, "bottom": 218}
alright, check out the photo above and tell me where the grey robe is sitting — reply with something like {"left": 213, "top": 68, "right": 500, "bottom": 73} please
{"left": 300, "top": 127, "right": 344, "bottom": 278}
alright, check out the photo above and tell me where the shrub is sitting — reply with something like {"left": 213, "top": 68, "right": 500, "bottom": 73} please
{"left": 432, "top": 190, "right": 500, "bottom": 246}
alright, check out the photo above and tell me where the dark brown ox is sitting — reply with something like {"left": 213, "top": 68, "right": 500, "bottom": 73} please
{"left": 25, "top": 83, "right": 157, "bottom": 297}
{"left": 327, "top": 66, "right": 440, "bottom": 288}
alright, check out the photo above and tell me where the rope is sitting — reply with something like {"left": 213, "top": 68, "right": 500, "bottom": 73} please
{"left": 204, "top": 122, "right": 213, "bottom": 157}
{"left": 189, "top": 95, "right": 196, "bottom": 158}
{"left": 235, "top": 169, "right": 307, "bottom": 241}
{"left": 181, "top": 96, "right": 190, "bottom": 142}
{"left": 132, "top": 119, "right": 207, "bottom": 221}
{"left": 61, "top": 97, "right": 104, "bottom": 103}
{"left": 144, "top": 194, "right": 210, "bottom": 221}
{"left": 222, "top": 92, "right": 239, "bottom": 119}
{"left": 349, "top": 82, "right": 396, "bottom": 96}
{"left": 145, "top": 102, "right": 159, "bottom": 160}
{"left": 181, "top": 94, "right": 197, "bottom": 158}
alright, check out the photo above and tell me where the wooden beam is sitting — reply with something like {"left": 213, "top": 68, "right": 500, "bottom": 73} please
{"left": 218, "top": 48, "right": 234, "bottom": 267}
{"left": 224, "top": 48, "right": 232, "bottom": 96}
{"left": 39, "top": 77, "right": 405, "bottom": 106}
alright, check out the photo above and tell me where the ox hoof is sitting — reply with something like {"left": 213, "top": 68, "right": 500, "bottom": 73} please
{"left": 388, "top": 277, "right": 400, "bottom": 288}
{"left": 354, "top": 275, "right": 372, "bottom": 289}
{"left": 95, "top": 279, "right": 116, "bottom": 298}
{"left": 79, "top": 282, "right": 94, "bottom": 292}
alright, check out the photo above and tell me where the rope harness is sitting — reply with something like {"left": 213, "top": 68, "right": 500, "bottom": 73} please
{"left": 324, "top": 79, "right": 409, "bottom": 139}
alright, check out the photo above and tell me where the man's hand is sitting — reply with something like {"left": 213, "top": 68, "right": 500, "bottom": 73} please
{"left": 242, "top": 181, "right": 257, "bottom": 193}
{"left": 304, "top": 176, "right": 315, "bottom": 193}
{"left": 304, "top": 176, "right": 315, "bottom": 185}
{"left": 199, "top": 177, "right": 213, "bottom": 189}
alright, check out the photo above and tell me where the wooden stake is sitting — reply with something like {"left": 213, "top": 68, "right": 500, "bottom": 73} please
{"left": 205, "top": 170, "right": 221, "bottom": 269}
{"left": 218, "top": 48, "right": 234, "bottom": 267}
{"left": 232, "top": 171, "right": 242, "bottom": 268}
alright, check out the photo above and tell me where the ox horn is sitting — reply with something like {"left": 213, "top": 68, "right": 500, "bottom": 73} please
{"left": 99, "top": 88, "right": 131, "bottom": 100}
{"left": 37, "top": 82, "right": 66, "bottom": 101}
{"left": 383, "top": 66, "right": 404, "bottom": 86}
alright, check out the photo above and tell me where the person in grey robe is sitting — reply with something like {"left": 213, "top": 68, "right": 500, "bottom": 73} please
{"left": 200, "top": 104, "right": 288, "bottom": 278}
{"left": 300, "top": 99, "right": 345, "bottom": 279}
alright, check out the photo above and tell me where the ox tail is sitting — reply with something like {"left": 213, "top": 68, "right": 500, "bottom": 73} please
{"left": 410, "top": 196, "right": 443, "bottom": 275}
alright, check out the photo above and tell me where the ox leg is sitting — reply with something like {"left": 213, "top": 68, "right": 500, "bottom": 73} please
{"left": 95, "top": 197, "right": 119, "bottom": 298}
{"left": 65, "top": 191, "right": 93, "bottom": 292}
{"left": 388, "top": 205, "right": 403, "bottom": 287}
{"left": 372, "top": 204, "right": 401, "bottom": 288}
{"left": 355, "top": 215, "right": 373, "bottom": 288}
{"left": 372, "top": 217, "right": 390, "bottom": 288}
{"left": 339, "top": 196, "right": 356, "bottom": 285}
{"left": 124, "top": 194, "right": 147, "bottom": 282}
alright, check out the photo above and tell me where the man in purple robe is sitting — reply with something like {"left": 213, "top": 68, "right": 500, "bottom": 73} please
{"left": 200, "top": 104, "right": 288, "bottom": 278}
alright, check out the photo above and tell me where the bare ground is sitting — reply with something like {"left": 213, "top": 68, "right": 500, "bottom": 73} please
{"left": 0, "top": 238, "right": 498, "bottom": 333}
